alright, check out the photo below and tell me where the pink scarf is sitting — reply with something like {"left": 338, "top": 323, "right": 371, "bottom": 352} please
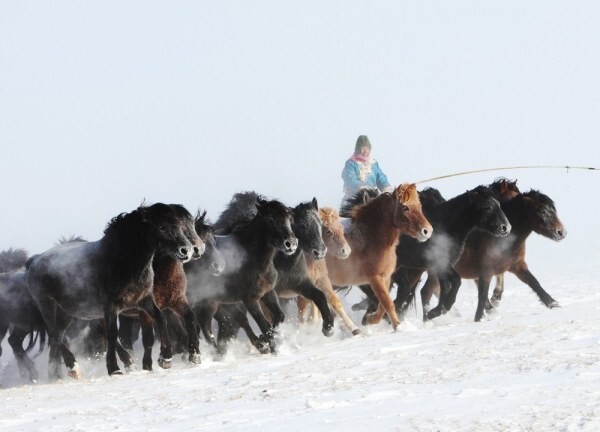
{"left": 350, "top": 153, "right": 372, "bottom": 164}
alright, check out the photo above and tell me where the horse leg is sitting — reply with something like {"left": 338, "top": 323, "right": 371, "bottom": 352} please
{"left": 323, "top": 285, "right": 361, "bottom": 336}
{"left": 474, "top": 275, "right": 493, "bottom": 322}
{"left": 260, "top": 290, "right": 285, "bottom": 328}
{"left": 103, "top": 306, "right": 122, "bottom": 376}
{"left": 137, "top": 312, "right": 155, "bottom": 371}
{"left": 195, "top": 302, "right": 219, "bottom": 350}
{"left": 364, "top": 275, "right": 400, "bottom": 330}
{"left": 216, "top": 304, "right": 266, "bottom": 354}
{"left": 172, "top": 301, "right": 201, "bottom": 364}
{"left": 138, "top": 296, "right": 173, "bottom": 369}
{"left": 118, "top": 315, "right": 136, "bottom": 353}
{"left": 509, "top": 262, "right": 559, "bottom": 308}
{"left": 420, "top": 274, "right": 439, "bottom": 318}
{"left": 489, "top": 273, "right": 505, "bottom": 308}
{"left": 293, "top": 281, "right": 335, "bottom": 337}
{"left": 34, "top": 298, "right": 64, "bottom": 380}
{"left": 0, "top": 321, "right": 8, "bottom": 357}
{"left": 8, "top": 328, "right": 40, "bottom": 383}
{"left": 243, "top": 296, "right": 277, "bottom": 353}
{"left": 297, "top": 295, "right": 310, "bottom": 323}
{"left": 426, "top": 269, "right": 461, "bottom": 321}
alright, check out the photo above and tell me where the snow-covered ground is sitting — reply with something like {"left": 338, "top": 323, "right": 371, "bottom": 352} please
{"left": 2, "top": 258, "right": 599, "bottom": 431}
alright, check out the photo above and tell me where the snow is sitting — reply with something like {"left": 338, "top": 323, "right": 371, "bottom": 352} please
{"left": 2, "top": 259, "right": 599, "bottom": 431}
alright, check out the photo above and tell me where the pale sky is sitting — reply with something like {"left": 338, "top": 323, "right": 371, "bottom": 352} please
{"left": 1, "top": 2, "right": 599, "bottom": 265}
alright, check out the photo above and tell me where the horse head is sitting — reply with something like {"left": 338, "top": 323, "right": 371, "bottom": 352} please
{"left": 194, "top": 210, "right": 226, "bottom": 276}
{"left": 468, "top": 186, "right": 511, "bottom": 237}
{"left": 255, "top": 198, "right": 298, "bottom": 255}
{"left": 319, "top": 207, "right": 351, "bottom": 259}
{"left": 138, "top": 203, "right": 200, "bottom": 263}
{"left": 392, "top": 183, "right": 433, "bottom": 243}
{"left": 522, "top": 190, "right": 567, "bottom": 241}
{"left": 292, "top": 198, "right": 327, "bottom": 260}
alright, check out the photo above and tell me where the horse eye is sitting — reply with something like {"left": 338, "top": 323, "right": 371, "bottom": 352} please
{"left": 159, "top": 225, "right": 167, "bottom": 232}
{"left": 482, "top": 205, "right": 492, "bottom": 211}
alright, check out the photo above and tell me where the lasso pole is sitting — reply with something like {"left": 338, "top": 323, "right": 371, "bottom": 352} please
{"left": 416, "top": 165, "right": 600, "bottom": 185}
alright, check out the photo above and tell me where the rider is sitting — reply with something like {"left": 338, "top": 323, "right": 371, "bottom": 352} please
{"left": 341, "top": 135, "right": 393, "bottom": 204}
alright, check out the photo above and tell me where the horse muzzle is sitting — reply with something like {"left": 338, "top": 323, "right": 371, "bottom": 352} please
{"left": 281, "top": 238, "right": 298, "bottom": 255}
{"left": 417, "top": 226, "right": 433, "bottom": 243}
{"left": 311, "top": 246, "right": 327, "bottom": 260}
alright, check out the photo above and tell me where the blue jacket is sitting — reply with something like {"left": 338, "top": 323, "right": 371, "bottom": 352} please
{"left": 341, "top": 156, "right": 391, "bottom": 198}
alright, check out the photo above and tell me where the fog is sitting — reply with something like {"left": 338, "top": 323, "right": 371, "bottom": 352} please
{"left": 1, "top": 2, "right": 598, "bottom": 273}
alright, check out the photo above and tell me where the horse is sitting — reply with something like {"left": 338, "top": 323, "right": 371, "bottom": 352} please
{"left": 448, "top": 188, "right": 566, "bottom": 320}
{"left": 204, "top": 195, "right": 338, "bottom": 353}
{"left": 185, "top": 194, "right": 297, "bottom": 354}
{"left": 117, "top": 210, "right": 221, "bottom": 370}
{"left": 389, "top": 185, "right": 511, "bottom": 322}
{"left": 296, "top": 206, "right": 361, "bottom": 335}
{"left": 26, "top": 203, "right": 203, "bottom": 379}
{"left": 325, "top": 183, "right": 433, "bottom": 330}
{"left": 0, "top": 248, "right": 46, "bottom": 383}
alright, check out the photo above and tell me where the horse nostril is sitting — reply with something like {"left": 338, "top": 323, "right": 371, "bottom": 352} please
{"left": 180, "top": 247, "right": 189, "bottom": 256}
{"left": 422, "top": 228, "right": 429, "bottom": 236}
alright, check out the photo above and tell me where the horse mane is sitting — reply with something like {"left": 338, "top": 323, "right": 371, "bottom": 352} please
{"left": 104, "top": 203, "right": 173, "bottom": 238}
{"left": 395, "top": 183, "right": 420, "bottom": 206}
{"left": 340, "top": 188, "right": 380, "bottom": 217}
{"left": 214, "top": 191, "right": 264, "bottom": 233}
{"left": 195, "top": 209, "right": 211, "bottom": 227}
{"left": 55, "top": 235, "right": 87, "bottom": 246}
{"left": 319, "top": 207, "right": 339, "bottom": 227}
{"left": 523, "top": 189, "right": 556, "bottom": 210}
{"left": 419, "top": 187, "right": 446, "bottom": 207}
{"left": 0, "top": 247, "right": 29, "bottom": 273}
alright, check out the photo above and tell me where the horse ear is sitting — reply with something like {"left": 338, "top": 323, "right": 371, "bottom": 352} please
{"left": 255, "top": 197, "right": 267, "bottom": 212}
{"left": 311, "top": 197, "right": 319, "bottom": 210}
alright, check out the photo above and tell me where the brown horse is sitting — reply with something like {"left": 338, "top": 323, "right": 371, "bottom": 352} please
{"left": 421, "top": 186, "right": 566, "bottom": 321}
{"left": 297, "top": 207, "right": 361, "bottom": 335}
{"left": 325, "top": 183, "right": 432, "bottom": 330}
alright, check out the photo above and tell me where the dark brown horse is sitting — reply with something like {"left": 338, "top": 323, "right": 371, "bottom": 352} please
{"left": 325, "top": 183, "right": 432, "bottom": 330}
{"left": 118, "top": 210, "right": 220, "bottom": 371}
{"left": 421, "top": 186, "right": 566, "bottom": 321}
{"left": 26, "top": 203, "right": 203, "bottom": 379}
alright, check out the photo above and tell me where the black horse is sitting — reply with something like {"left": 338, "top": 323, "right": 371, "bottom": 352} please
{"left": 186, "top": 193, "right": 298, "bottom": 354}
{"left": 26, "top": 203, "right": 202, "bottom": 379}
{"left": 0, "top": 248, "right": 46, "bottom": 383}
{"left": 200, "top": 194, "right": 334, "bottom": 354}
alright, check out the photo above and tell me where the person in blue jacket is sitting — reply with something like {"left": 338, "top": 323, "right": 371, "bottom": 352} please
{"left": 341, "top": 135, "right": 393, "bottom": 204}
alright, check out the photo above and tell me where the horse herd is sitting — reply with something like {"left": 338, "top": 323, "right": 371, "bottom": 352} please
{"left": 0, "top": 178, "right": 566, "bottom": 384}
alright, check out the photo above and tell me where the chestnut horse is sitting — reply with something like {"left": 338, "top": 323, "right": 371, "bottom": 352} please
{"left": 297, "top": 207, "right": 360, "bottom": 335}
{"left": 325, "top": 183, "right": 432, "bottom": 330}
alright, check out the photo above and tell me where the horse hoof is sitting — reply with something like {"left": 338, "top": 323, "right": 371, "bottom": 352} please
{"left": 158, "top": 357, "right": 172, "bottom": 369}
{"left": 351, "top": 328, "right": 361, "bottom": 336}
{"left": 322, "top": 326, "right": 334, "bottom": 337}
{"left": 109, "top": 369, "right": 124, "bottom": 376}
{"left": 547, "top": 300, "right": 560, "bottom": 308}
{"left": 68, "top": 363, "right": 82, "bottom": 379}
{"left": 125, "top": 363, "right": 137, "bottom": 373}
{"left": 188, "top": 353, "right": 201, "bottom": 364}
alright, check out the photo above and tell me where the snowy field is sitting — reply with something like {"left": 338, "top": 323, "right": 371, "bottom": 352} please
{"left": 1, "top": 257, "right": 599, "bottom": 432}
